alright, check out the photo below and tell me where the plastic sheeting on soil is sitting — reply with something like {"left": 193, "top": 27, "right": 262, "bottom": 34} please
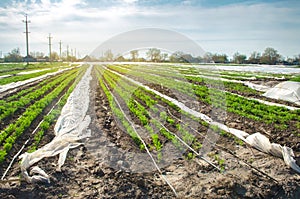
{"left": 208, "top": 124, "right": 300, "bottom": 174}
{"left": 0, "top": 74, "right": 12, "bottom": 79}
{"left": 245, "top": 133, "right": 300, "bottom": 174}
{"left": 263, "top": 81, "right": 300, "bottom": 105}
{"left": 184, "top": 74, "right": 270, "bottom": 92}
{"left": 0, "top": 66, "right": 78, "bottom": 93}
{"left": 17, "top": 68, "right": 50, "bottom": 75}
{"left": 195, "top": 64, "right": 300, "bottom": 74}
{"left": 19, "top": 65, "right": 92, "bottom": 183}
{"left": 109, "top": 68, "right": 300, "bottom": 174}
{"left": 243, "top": 82, "right": 270, "bottom": 92}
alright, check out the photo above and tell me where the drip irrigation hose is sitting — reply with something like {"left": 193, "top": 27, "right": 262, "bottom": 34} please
{"left": 103, "top": 80, "right": 178, "bottom": 197}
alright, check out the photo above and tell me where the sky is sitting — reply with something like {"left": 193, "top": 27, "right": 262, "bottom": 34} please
{"left": 0, "top": 0, "right": 299, "bottom": 59}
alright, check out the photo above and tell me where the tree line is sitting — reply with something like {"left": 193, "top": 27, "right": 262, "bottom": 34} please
{"left": 2, "top": 47, "right": 300, "bottom": 65}
{"left": 1, "top": 48, "right": 77, "bottom": 62}
{"left": 87, "top": 47, "right": 300, "bottom": 65}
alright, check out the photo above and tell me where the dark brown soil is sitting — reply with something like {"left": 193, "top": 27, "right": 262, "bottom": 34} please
{"left": 0, "top": 75, "right": 77, "bottom": 177}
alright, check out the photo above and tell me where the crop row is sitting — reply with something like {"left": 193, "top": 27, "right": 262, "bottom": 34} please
{"left": 0, "top": 62, "right": 71, "bottom": 76}
{"left": 184, "top": 75, "right": 259, "bottom": 95}
{"left": 108, "top": 64, "right": 300, "bottom": 128}
{"left": 0, "top": 69, "right": 78, "bottom": 123}
{"left": 100, "top": 65, "right": 259, "bottom": 171}
{"left": 0, "top": 67, "right": 82, "bottom": 163}
{"left": 26, "top": 66, "right": 88, "bottom": 153}
{"left": 174, "top": 65, "right": 292, "bottom": 80}
{"left": 101, "top": 66, "right": 168, "bottom": 151}
{"left": 0, "top": 68, "right": 61, "bottom": 85}
{"left": 101, "top": 67, "right": 174, "bottom": 153}
{"left": 106, "top": 67, "right": 230, "bottom": 171}
{"left": 2, "top": 72, "right": 65, "bottom": 102}
{"left": 100, "top": 66, "right": 207, "bottom": 157}
{"left": 95, "top": 66, "right": 144, "bottom": 149}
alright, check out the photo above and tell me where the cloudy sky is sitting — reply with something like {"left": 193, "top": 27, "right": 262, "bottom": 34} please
{"left": 0, "top": 0, "right": 299, "bottom": 59}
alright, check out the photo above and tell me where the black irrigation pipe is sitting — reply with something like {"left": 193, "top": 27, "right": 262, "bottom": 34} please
{"left": 101, "top": 78, "right": 178, "bottom": 197}
{"left": 147, "top": 110, "right": 222, "bottom": 172}
{"left": 166, "top": 109, "right": 280, "bottom": 183}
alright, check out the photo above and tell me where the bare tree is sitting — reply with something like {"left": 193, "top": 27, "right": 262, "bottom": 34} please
{"left": 4, "top": 48, "right": 23, "bottom": 62}
{"left": 130, "top": 50, "right": 138, "bottom": 61}
{"left": 233, "top": 52, "right": 247, "bottom": 64}
{"left": 260, "top": 47, "right": 280, "bottom": 65}
{"left": 248, "top": 51, "right": 261, "bottom": 64}
{"left": 146, "top": 48, "right": 161, "bottom": 62}
{"left": 104, "top": 49, "right": 114, "bottom": 61}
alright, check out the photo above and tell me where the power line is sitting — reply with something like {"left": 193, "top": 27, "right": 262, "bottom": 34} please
{"left": 48, "top": 33, "right": 52, "bottom": 62}
{"left": 22, "top": 14, "right": 30, "bottom": 66}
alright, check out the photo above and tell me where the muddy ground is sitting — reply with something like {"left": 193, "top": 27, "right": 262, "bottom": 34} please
{"left": 0, "top": 67, "right": 300, "bottom": 198}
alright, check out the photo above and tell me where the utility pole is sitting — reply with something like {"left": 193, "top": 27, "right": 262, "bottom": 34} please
{"left": 23, "top": 14, "right": 30, "bottom": 66}
{"left": 48, "top": 33, "right": 52, "bottom": 62}
{"left": 59, "top": 40, "right": 62, "bottom": 61}
{"left": 67, "top": 45, "right": 69, "bottom": 61}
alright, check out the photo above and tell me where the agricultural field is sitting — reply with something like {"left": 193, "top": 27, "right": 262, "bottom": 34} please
{"left": 0, "top": 62, "right": 300, "bottom": 198}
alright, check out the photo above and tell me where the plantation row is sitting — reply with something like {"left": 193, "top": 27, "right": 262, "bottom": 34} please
{"left": 0, "top": 62, "right": 72, "bottom": 76}
{"left": 175, "top": 65, "right": 294, "bottom": 80}
{"left": 0, "top": 68, "right": 60, "bottom": 86}
{"left": 26, "top": 66, "right": 87, "bottom": 153}
{"left": 95, "top": 65, "right": 229, "bottom": 168}
{"left": 0, "top": 69, "right": 79, "bottom": 124}
{"left": 0, "top": 65, "right": 87, "bottom": 163}
{"left": 106, "top": 64, "right": 300, "bottom": 133}
{"left": 91, "top": 63, "right": 300, "bottom": 178}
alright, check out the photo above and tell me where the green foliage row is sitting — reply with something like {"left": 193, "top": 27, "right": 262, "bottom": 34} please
{"left": 4, "top": 76, "right": 51, "bottom": 102}
{"left": 0, "top": 68, "right": 59, "bottom": 85}
{"left": 185, "top": 75, "right": 259, "bottom": 95}
{"left": 107, "top": 65, "right": 131, "bottom": 74}
{"left": 101, "top": 67, "right": 166, "bottom": 152}
{"left": 117, "top": 64, "right": 298, "bottom": 127}
{"left": 96, "top": 67, "right": 144, "bottom": 150}
{"left": 0, "top": 69, "right": 78, "bottom": 122}
{"left": 289, "top": 75, "right": 300, "bottom": 82}
{"left": 0, "top": 62, "right": 71, "bottom": 76}
{"left": 26, "top": 66, "right": 87, "bottom": 153}
{"left": 0, "top": 68, "right": 80, "bottom": 163}
{"left": 103, "top": 66, "right": 204, "bottom": 155}
{"left": 104, "top": 65, "right": 241, "bottom": 162}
